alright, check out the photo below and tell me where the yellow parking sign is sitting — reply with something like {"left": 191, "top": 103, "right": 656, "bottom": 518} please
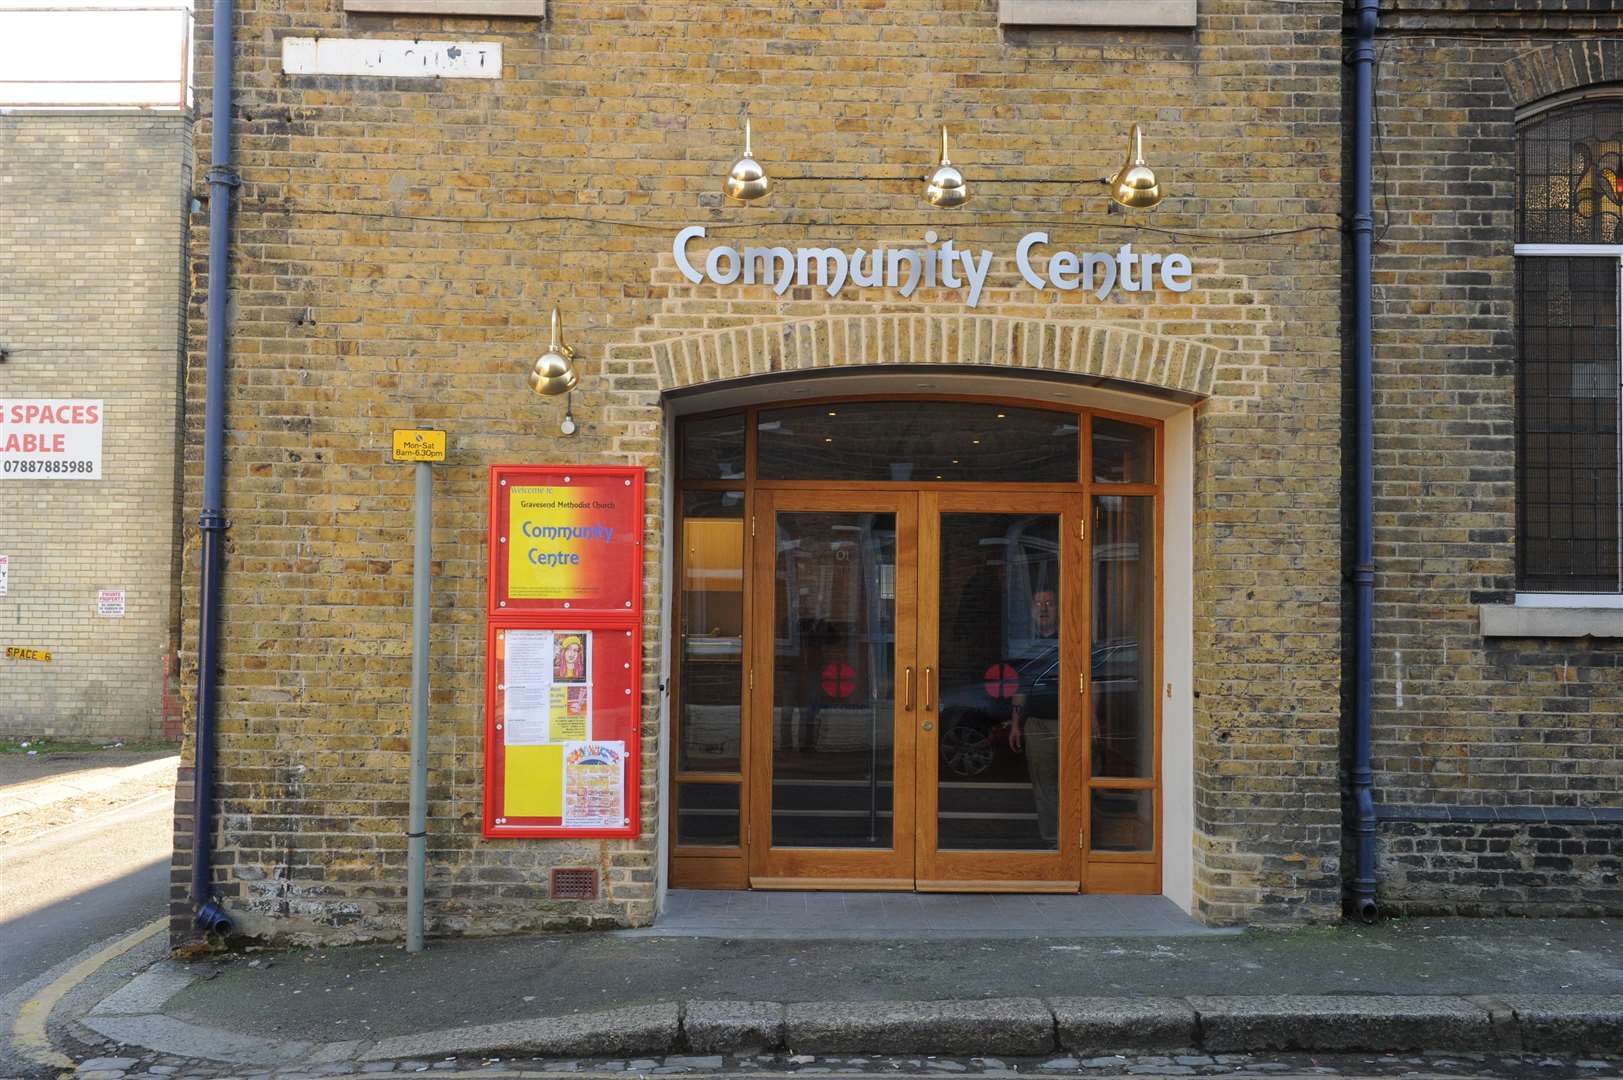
{"left": 392, "top": 429, "right": 446, "bottom": 463}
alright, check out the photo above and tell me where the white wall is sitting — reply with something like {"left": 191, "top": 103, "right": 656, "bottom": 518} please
{"left": 1160, "top": 406, "right": 1196, "bottom": 913}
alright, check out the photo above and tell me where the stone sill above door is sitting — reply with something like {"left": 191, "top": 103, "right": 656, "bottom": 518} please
{"left": 1479, "top": 604, "right": 1623, "bottom": 638}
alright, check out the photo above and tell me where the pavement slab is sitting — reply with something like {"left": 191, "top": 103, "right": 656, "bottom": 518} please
{"left": 158, "top": 918, "right": 1623, "bottom": 1045}
{"left": 93, "top": 967, "right": 199, "bottom": 1018}
{"left": 44, "top": 918, "right": 1623, "bottom": 1072}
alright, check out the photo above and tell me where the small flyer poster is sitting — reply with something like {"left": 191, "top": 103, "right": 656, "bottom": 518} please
{"left": 0, "top": 555, "right": 8, "bottom": 597}
{"left": 548, "top": 684, "right": 590, "bottom": 741}
{"left": 503, "top": 629, "right": 592, "bottom": 745}
{"left": 96, "top": 589, "right": 125, "bottom": 617}
{"left": 562, "top": 740, "right": 625, "bottom": 828}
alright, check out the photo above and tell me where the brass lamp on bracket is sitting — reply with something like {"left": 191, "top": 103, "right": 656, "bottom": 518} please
{"left": 924, "top": 125, "right": 968, "bottom": 209}
{"left": 1108, "top": 123, "right": 1163, "bottom": 210}
{"left": 724, "top": 118, "right": 771, "bottom": 202}
{"left": 529, "top": 306, "right": 579, "bottom": 397}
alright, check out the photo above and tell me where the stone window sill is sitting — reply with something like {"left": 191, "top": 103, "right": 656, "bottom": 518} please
{"left": 1479, "top": 604, "right": 1623, "bottom": 638}
{"left": 343, "top": 0, "right": 545, "bottom": 16}
{"left": 998, "top": 0, "right": 1196, "bottom": 27}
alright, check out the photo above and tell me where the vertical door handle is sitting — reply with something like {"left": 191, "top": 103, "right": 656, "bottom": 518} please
{"left": 924, "top": 666, "right": 934, "bottom": 712}
{"left": 904, "top": 666, "right": 914, "bottom": 711}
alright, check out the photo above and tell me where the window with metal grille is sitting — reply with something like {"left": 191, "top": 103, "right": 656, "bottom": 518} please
{"left": 1516, "top": 98, "right": 1623, "bottom": 595}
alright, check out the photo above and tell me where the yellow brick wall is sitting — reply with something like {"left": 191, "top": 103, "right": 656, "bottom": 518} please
{"left": 173, "top": 0, "right": 1346, "bottom": 942}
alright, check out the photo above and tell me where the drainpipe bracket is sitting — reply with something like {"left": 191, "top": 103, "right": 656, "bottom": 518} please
{"left": 198, "top": 510, "right": 231, "bottom": 532}
{"left": 205, "top": 166, "right": 241, "bottom": 189}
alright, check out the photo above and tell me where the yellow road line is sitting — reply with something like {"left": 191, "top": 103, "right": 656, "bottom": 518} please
{"left": 12, "top": 916, "right": 167, "bottom": 1070}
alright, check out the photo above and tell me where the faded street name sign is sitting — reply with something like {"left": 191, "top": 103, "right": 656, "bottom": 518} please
{"left": 282, "top": 37, "right": 501, "bottom": 79}
{"left": 392, "top": 429, "right": 447, "bottom": 462}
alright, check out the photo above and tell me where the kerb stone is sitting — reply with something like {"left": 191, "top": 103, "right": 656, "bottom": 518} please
{"left": 1499, "top": 995, "right": 1623, "bottom": 1053}
{"left": 361, "top": 1002, "right": 679, "bottom": 1061}
{"left": 683, "top": 1001, "right": 784, "bottom": 1054}
{"left": 1189, "top": 996, "right": 1492, "bottom": 1052}
{"left": 1050, "top": 998, "right": 1197, "bottom": 1054}
{"left": 784, "top": 998, "right": 1054, "bottom": 1056}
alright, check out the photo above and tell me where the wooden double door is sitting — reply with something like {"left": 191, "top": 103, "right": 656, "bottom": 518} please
{"left": 746, "top": 487, "right": 1155, "bottom": 893}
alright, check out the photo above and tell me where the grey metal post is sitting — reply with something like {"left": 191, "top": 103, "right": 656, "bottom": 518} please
{"left": 406, "top": 457, "right": 431, "bottom": 952}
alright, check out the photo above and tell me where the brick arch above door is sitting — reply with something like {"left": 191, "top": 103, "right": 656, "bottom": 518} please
{"left": 633, "top": 314, "right": 1223, "bottom": 399}
{"left": 1503, "top": 40, "right": 1623, "bottom": 109}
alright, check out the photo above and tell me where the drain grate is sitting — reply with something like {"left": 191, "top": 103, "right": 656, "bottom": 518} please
{"left": 550, "top": 866, "right": 598, "bottom": 900}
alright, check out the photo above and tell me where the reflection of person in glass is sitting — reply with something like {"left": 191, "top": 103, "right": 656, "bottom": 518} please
{"left": 1008, "top": 587, "right": 1060, "bottom": 847}
{"left": 554, "top": 634, "right": 587, "bottom": 683}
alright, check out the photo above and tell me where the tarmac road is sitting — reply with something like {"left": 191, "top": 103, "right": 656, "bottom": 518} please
{"left": 0, "top": 790, "right": 171, "bottom": 1001}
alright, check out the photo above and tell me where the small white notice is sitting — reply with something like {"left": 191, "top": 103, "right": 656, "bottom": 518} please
{"left": 97, "top": 589, "right": 126, "bottom": 617}
{"left": 0, "top": 555, "right": 8, "bottom": 597}
{"left": 282, "top": 37, "right": 501, "bottom": 79}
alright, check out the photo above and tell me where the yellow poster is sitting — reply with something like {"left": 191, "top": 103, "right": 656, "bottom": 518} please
{"left": 508, "top": 486, "right": 619, "bottom": 600}
{"left": 503, "top": 745, "right": 563, "bottom": 818}
{"left": 549, "top": 685, "right": 589, "bottom": 741}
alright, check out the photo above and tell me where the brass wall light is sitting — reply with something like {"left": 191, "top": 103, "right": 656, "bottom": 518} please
{"left": 724, "top": 118, "right": 771, "bottom": 202}
{"left": 529, "top": 306, "right": 579, "bottom": 397}
{"left": 715, "top": 118, "right": 1167, "bottom": 210}
{"left": 924, "top": 125, "right": 968, "bottom": 209}
{"left": 1108, "top": 123, "right": 1163, "bottom": 210}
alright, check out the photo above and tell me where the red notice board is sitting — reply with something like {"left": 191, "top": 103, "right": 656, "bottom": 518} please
{"left": 484, "top": 465, "right": 644, "bottom": 839}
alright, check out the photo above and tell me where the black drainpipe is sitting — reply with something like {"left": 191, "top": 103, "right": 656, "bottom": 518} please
{"left": 1349, "top": 0, "right": 1381, "bottom": 924}
{"left": 192, "top": 0, "right": 238, "bottom": 937}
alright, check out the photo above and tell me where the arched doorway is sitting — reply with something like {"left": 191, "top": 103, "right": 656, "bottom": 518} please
{"left": 669, "top": 394, "right": 1163, "bottom": 894}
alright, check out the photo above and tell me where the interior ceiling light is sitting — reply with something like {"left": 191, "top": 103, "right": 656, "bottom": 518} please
{"left": 724, "top": 118, "right": 771, "bottom": 202}
{"left": 924, "top": 125, "right": 968, "bottom": 209}
{"left": 1108, "top": 123, "right": 1163, "bottom": 210}
{"left": 529, "top": 306, "right": 579, "bottom": 397}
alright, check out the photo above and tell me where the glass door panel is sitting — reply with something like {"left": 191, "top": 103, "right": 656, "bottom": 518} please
{"left": 678, "top": 491, "right": 745, "bottom": 775}
{"left": 1083, "top": 492, "right": 1159, "bottom": 891}
{"left": 749, "top": 491, "right": 917, "bottom": 886}
{"left": 770, "top": 511, "right": 897, "bottom": 849}
{"left": 916, "top": 491, "right": 1083, "bottom": 889}
{"left": 934, "top": 511, "right": 1062, "bottom": 851}
{"left": 1090, "top": 495, "right": 1156, "bottom": 779}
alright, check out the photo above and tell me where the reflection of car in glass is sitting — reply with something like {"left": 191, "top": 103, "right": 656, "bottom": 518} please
{"left": 936, "top": 639, "right": 1137, "bottom": 777}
